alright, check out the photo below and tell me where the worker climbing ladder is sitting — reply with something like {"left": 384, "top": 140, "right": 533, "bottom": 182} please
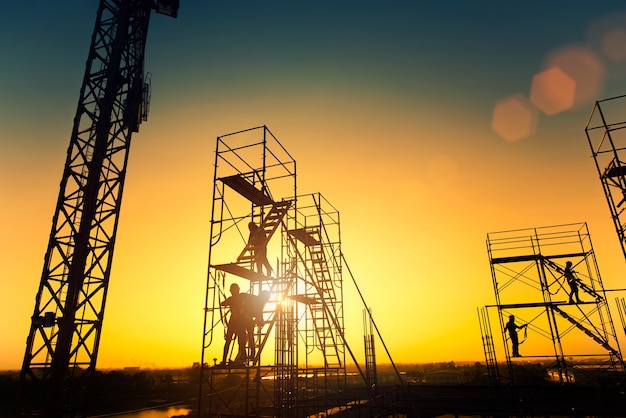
{"left": 213, "top": 199, "right": 292, "bottom": 280}
{"left": 542, "top": 257, "right": 604, "bottom": 302}
{"left": 238, "top": 200, "right": 292, "bottom": 268}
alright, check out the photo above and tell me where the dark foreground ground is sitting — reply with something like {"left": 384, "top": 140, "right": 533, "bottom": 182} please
{"left": 370, "top": 384, "right": 626, "bottom": 417}
{"left": 26, "top": 383, "right": 626, "bottom": 417}
{"left": 4, "top": 363, "right": 626, "bottom": 417}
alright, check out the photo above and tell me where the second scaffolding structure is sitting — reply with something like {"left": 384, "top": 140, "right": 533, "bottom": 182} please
{"left": 480, "top": 223, "right": 624, "bottom": 385}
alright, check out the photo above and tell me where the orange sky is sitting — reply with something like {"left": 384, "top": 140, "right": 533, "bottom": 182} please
{"left": 4, "top": 3, "right": 626, "bottom": 370}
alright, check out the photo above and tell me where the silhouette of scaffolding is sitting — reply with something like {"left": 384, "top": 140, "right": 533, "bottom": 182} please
{"left": 284, "top": 193, "right": 347, "bottom": 399}
{"left": 586, "top": 94, "right": 626, "bottom": 261}
{"left": 478, "top": 307, "right": 501, "bottom": 385}
{"left": 483, "top": 223, "right": 624, "bottom": 384}
{"left": 199, "top": 126, "right": 355, "bottom": 417}
{"left": 363, "top": 308, "right": 378, "bottom": 397}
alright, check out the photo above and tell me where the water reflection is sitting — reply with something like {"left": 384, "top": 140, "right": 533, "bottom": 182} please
{"left": 94, "top": 406, "right": 191, "bottom": 418}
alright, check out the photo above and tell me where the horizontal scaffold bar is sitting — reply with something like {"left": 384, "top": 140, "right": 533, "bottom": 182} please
{"left": 485, "top": 301, "right": 594, "bottom": 309}
{"left": 491, "top": 252, "right": 589, "bottom": 265}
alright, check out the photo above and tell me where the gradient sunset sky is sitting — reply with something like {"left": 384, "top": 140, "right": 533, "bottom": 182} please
{"left": 4, "top": 1, "right": 626, "bottom": 370}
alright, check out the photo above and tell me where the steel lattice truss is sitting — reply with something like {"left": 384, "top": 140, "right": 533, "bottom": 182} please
{"left": 19, "top": 2, "right": 174, "bottom": 412}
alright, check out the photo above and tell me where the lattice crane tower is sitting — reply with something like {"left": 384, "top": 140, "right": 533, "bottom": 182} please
{"left": 586, "top": 95, "right": 626, "bottom": 261}
{"left": 19, "top": 1, "right": 179, "bottom": 415}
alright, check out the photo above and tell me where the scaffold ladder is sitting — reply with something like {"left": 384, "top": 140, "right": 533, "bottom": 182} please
{"left": 290, "top": 226, "right": 343, "bottom": 368}
{"left": 552, "top": 306, "right": 619, "bottom": 355}
{"left": 237, "top": 200, "right": 292, "bottom": 265}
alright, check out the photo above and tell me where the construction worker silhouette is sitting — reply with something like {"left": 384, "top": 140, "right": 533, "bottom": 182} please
{"left": 564, "top": 261, "right": 582, "bottom": 304}
{"left": 220, "top": 283, "right": 248, "bottom": 364}
{"left": 505, "top": 315, "right": 526, "bottom": 357}
{"left": 241, "top": 290, "right": 271, "bottom": 362}
{"left": 248, "top": 221, "right": 273, "bottom": 277}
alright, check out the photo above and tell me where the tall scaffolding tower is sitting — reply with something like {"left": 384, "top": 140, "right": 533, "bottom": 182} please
{"left": 198, "top": 126, "right": 356, "bottom": 417}
{"left": 586, "top": 94, "right": 626, "bottom": 261}
{"left": 483, "top": 223, "right": 624, "bottom": 384}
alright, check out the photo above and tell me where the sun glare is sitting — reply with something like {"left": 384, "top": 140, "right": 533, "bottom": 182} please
{"left": 530, "top": 67, "right": 576, "bottom": 116}
{"left": 602, "top": 27, "right": 626, "bottom": 63}
{"left": 543, "top": 45, "right": 606, "bottom": 108}
{"left": 491, "top": 94, "right": 538, "bottom": 142}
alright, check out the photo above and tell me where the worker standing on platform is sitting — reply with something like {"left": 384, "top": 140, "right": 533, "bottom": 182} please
{"left": 220, "top": 283, "right": 248, "bottom": 364}
{"left": 564, "top": 261, "right": 582, "bottom": 304}
{"left": 242, "top": 290, "right": 271, "bottom": 362}
{"left": 505, "top": 315, "right": 526, "bottom": 357}
{"left": 248, "top": 221, "right": 273, "bottom": 277}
